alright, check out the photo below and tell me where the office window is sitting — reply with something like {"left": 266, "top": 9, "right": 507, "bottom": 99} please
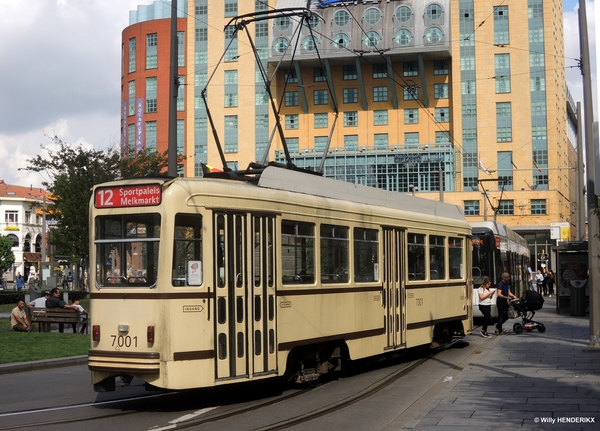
{"left": 426, "top": 3, "right": 443, "bottom": 20}
{"left": 403, "top": 61, "right": 418, "bottom": 77}
{"left": 343, "top": 88, "right": 358, "bottom": 104}
{"left": 404, "top": 108, "right": 418, "bottom": 124}
{"left": 531, "top": 199, "right": 546, "bottom": 215}
{"left": 404, "top": 132, "right": 419, "bottom": 147}
{"left": 285, "top": 92, "right": 299, "bottom": 106}
{"left": 435, "top": 107, "right": 449, "bottom": 122}
{"left": 146, "top": 77, "right": 157, "bottom": 113}
{"left": 146, "top": 33, "right": 158, "bottom": 69}
{"left": 333, "top": 9, "right": 351, "bottom": 26}
{"left": 373, "top": 63, "right": 386, "bottom": 78}
{"left": 128, "top": 38, "right": 136, "bottom": 73}
{"left": 344, "top": 135, "right": 358, "bottom": 150}
{"left": 284, "top": 69, "right": 298, "bottom": 83}
{"left": 177, "top": 32, "right": 185, "bottom": 67}
{"left": 314, "top": 90, "right": 328, "bottom": 105}
{"left": 286, "top": 114, "right": 298, "bottom": 130}
{"left": 177, "top": 119, "right": 184, "bottom": 156}
{"left": 344, "top": 111, "right": 358, "bottom": 127}
{"left": 363, "top": 31, "right": 381, "bottom": 47}
{"left": 128, "top": 80, "right": 136, "bottom": 116}
{"left": 314, "top": 113, "right": 328, "bottom": 128}
{"left": 224, "top": 115, "right": 238, "bottom": 153}
{"left": 224, "top": 70, "right": 238, "bottom": 108}
{"left": 497, "top": 151, "right": 513, "bottom": 190}
{"left": 196, "top": 28, "right": 207, "bottom": 42}
{"left": 224, "top": 0, "right": 237, "bottom": 17}
{"left": 374, "top": 110, "right": 388, "bottom": 125}
{"left": 498, "top": 200, "right": 514, "bottom": 215}
{"left": 343, "top": 65, "right": 357, "bottom": 80}
{"left": 425, "top": 27, "right": 443, "bottom": 43}
{"left": 403, "top": 86, "right": 419, "bottom": 100}
{"left": 373, "top": 86, "right": 388, "bottom": 102}
{"left": 436, "top": 131, "right": 450, "bottom": 144}
{"left": 177, "top": 76, "right": 185, "bottom": 111}
{"left": 494, "top": 6, "right": 509, "bottom": 45}
{"left": 286, "top": 137, "right": 299, "bottom": 152}
{"left": 496, "top": 102, "right": 512, "bottom": 142}
{"left": 464, "top": 200, "right": 480, "bottom": 216}
{"left": 434, "top": 60, "right": 449, "bottom": 75}
{"left": 315, "top": 136, "right": 329, "bottom": 151}
{"left": 434, "top": 83, "right": 448, "bottom": 99}
{"left": 314, "top": 67, "right": 326, "bottom": 82}
{"left": 395, "top": 29, "right": 412, "bottom": 45}
{"left": 374, "top": 133, "right": 388, "bottom": 148}
{"left": 495, "top": 54, "right": 511, "bottom": 93}
{"left": 224, "top": 25, "right": 238, "bottom": 62}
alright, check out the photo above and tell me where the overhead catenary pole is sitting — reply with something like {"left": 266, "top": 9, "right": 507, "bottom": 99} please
{"left": 579, "top": 0, "right": 600, "bottom": 347}
{"left": 576, "top": 102, "right": 586, "bottom": 240}
{"left": 168, "top": 0, "right": 178, "bottom": 177}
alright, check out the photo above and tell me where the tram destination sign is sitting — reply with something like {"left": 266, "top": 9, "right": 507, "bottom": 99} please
{"left": 95, "top": 184, "right": 162, "bottom": 208}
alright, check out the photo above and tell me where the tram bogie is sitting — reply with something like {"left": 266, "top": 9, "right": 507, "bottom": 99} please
{"left": 88, "top": 166, "right": 472, "bottom": 392}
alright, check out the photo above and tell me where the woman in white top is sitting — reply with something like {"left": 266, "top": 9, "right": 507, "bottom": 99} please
{"left": 478, "top": 277, "right": 494, "bottom": 337}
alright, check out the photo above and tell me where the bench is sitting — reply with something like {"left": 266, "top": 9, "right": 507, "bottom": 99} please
{"left": 29, "top": 308, "right": 88, "bottom": 334}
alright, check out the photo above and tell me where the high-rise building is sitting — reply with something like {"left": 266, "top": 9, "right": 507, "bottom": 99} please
{"left": 121, "top": 0, "right": 579, "bottom": 263}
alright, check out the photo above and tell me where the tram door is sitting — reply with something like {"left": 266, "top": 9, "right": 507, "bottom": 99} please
{"left": 214, "top": 212, "right": 277, "bottom": 380}
{"left": 383, "top": 228, "right": 406, "bottom": 349}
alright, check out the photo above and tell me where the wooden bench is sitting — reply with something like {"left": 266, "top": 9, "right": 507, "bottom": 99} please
{"left": 30, "top": 308, "right": 87, "bottom": 333}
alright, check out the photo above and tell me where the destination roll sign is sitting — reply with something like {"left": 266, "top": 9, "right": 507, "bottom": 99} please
{"left": 95, "top": 184, "right": 162, "bottom": 208}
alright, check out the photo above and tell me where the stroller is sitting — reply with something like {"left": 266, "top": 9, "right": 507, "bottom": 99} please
{"left": 508, "top": 289, "right": 546, "bottom": 334}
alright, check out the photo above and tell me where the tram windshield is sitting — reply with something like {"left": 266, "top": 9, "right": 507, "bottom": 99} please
{"left": 95, "top": 214, "right": 161, "bottom": 288}
{"left": 471, "top": 234, "right": 500, "bottom": 287}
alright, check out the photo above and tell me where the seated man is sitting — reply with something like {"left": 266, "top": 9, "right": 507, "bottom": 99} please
{"left": 11, "top": 300, "right": 31, "bottom": 332}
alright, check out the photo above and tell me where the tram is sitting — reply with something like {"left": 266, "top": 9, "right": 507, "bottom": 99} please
{"left": 88, "top": 166, "right": 473, "bottom": 391}
{"left": 471, "top": 221, "right": 530, "bottom": 318}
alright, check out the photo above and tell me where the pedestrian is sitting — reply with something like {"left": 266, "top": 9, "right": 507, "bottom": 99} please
{"left": 66, "top": 272, "right": 74, "bottom": 291}
{"left": 545, "top": 269, "right": 555, "bottom": 297}
{"left": 15, "top": 273, "right": 25, "bottom": 291}
{"left": 478, "top": 277, "right": 494, "bottom": 338}
{"left": 71, "top": 299, "right": 88, "bottom": 334}
{"left": 496, "top": 272, "right": 517, "bottom": 335}
{"left": 11, "top": 300, "right": 31, "bottom": 332}
{"left": 28, "top": 291, "right": 51, "bottom": 332}
{"left": 46, "top": 287, "right": 79, "bottom": 333}
{"left": 535, "top": 269, "right": 544, "bottom": 294}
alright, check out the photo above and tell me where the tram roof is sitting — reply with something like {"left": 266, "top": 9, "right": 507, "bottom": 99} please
{"left": 257, "top": 166, "right": 465, "bottom": 221}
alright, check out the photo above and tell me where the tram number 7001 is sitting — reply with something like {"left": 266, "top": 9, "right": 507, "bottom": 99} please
{"left": 111, "top": 335, "right": 138, "bottom": 348}
{"left": 415, "top": 298, "right": 424, "bottom": 306}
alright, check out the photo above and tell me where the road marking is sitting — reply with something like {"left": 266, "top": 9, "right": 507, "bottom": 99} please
{"left": 168, "top": 407, "right": 217, "bottom": 424}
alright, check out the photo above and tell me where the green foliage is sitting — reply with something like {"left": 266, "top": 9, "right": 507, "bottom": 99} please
{"left": 22, "top": 135, "right": 170, "bottom": 268}
{"left": 0, "top": 236, "right": 15, "bottom": 274}
{"left": 0, "top": 291, "right": 27, "bottom": 306}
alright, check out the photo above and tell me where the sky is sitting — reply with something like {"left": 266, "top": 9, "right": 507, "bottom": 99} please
{"left": 0, "top": 0, "right": 595, "bottom": 189}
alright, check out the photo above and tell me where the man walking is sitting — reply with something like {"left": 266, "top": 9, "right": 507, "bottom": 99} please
{"left": 496, "top": 272, "right": 517, "bottom": 335}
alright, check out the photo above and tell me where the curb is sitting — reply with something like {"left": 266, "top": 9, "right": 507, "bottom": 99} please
{"left": 0, "top": 355, "right": 88, "bottom": 375}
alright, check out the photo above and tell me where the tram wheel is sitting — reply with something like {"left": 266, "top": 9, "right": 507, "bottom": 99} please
{"left": 537, "top": 325, "right": 546, "bottom": 333}
{"left": 513, "top": 323, "right": 523, "bottom": 334}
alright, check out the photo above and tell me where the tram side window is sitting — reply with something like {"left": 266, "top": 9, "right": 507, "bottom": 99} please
{"left": 281, "top": 220, "right": 315, "bottom": 284}
{"left": 429, "top": 235, "right": 446, "bottom": 280}
{"left": 320, "top": 224, "right": 349, "bottom": 283}
{"left": 407, "top": 233, "right": 425, "bottom": 280}
{"left": 95, "top": 214, "right": 160, "bottom": 288}
{"left": 354, "top": 228, "right": 379, "bottom": 282}
{"left": 172, "top": 214, "right": 203, "bottom": 286}
{"left": 448, "top": 237, "right": 463, "bottom": 279}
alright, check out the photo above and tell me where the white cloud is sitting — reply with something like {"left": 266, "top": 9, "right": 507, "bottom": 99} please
{"left": 564, "top": 0, "right": 597, "bottom": 119}
{"left": 0, "top": 0, "right": 146, "bottom": 187}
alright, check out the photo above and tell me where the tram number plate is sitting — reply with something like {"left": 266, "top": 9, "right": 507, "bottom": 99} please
{"left": 95, "top": 184, "right": 162, "bottom": 208}
{"left": 415, "top": 298, "right": 424, "bottom": 306}
{"left": 111, "top": 335, "right": 138, "bottom": 348}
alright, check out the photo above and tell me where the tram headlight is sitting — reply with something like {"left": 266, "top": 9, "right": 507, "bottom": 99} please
{"left": 92, "top": 325, "right": 100, "bottom": 342}
{"left": 147, "top": 326, "right": 155, "bottom": 344}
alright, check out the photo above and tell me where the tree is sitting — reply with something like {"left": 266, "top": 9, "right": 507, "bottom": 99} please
{"left": 22, "top": 136, "right": 169, "bottom": 287}
{"left": 0, "top": 236, "right": 16, "bottom": 275}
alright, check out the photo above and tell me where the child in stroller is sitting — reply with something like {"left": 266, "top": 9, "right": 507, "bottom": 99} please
{"left": 508, "top": 289, "right": 546, "bottom": 334}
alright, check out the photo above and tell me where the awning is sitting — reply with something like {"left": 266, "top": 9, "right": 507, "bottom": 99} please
{"left": 23, "top": 252, "right": 41, "bottom": 262}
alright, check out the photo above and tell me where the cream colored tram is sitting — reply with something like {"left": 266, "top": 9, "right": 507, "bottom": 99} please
{"left": 88, "top": 166, "right": 472, "bottom": 392}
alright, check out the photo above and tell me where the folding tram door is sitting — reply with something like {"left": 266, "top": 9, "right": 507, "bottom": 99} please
{"left": 214, "top": 212, "right": 277, "bottom": 381}
{"left": 383, "top": 228, "right": 406, "bottom": 350}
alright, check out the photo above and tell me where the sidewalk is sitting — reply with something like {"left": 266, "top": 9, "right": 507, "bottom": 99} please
{"left": 404, "top": 307, "right": 600, "bottom": 430}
